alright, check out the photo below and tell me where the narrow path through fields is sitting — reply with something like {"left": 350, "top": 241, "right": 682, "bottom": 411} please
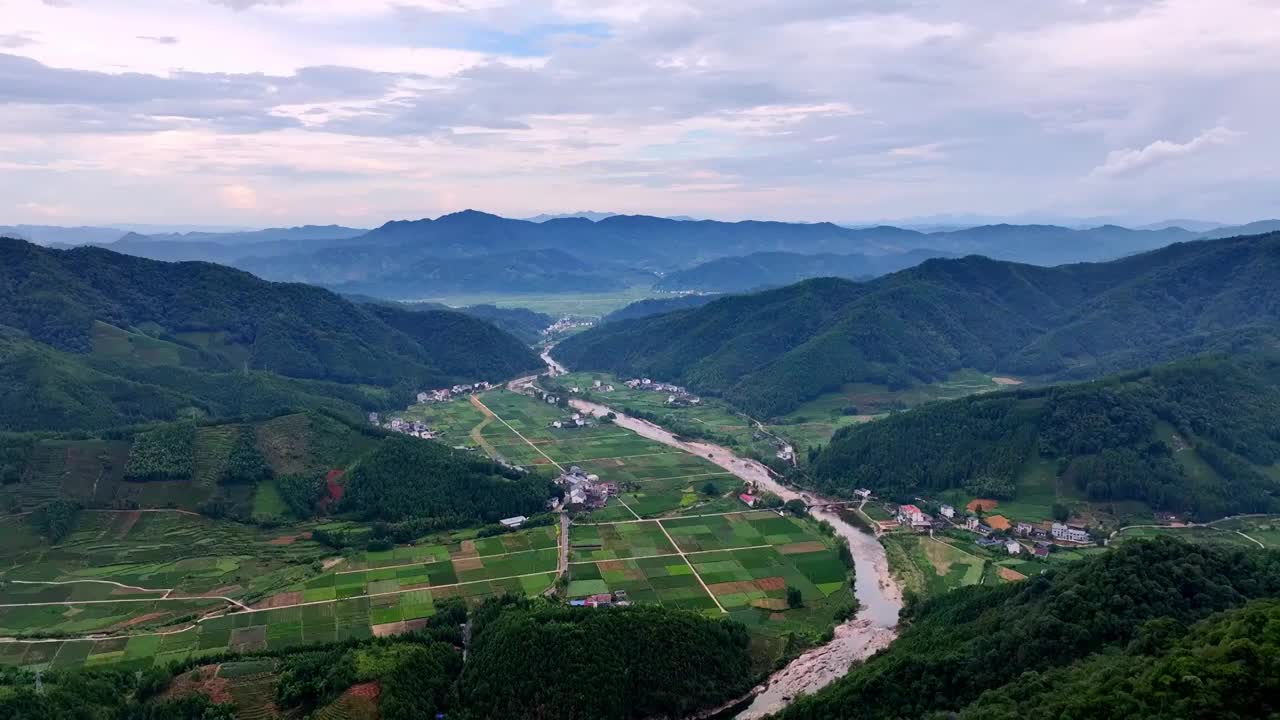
{"left": 466, "top": 395, "right": 501, "bottom": 457}
{"left": 0, "top": 579, "right": 251, "bottom": 611}
{"left": 652, "top": 519, "right": 727, "bottom": 614}
{"left": 470, "top": 392, "right": 571, "bottom": 587}
{"left": 471, "top": 394, "right": 565, "bottom": 474}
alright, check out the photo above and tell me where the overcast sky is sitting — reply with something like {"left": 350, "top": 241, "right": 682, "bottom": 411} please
{"left": 2, "top": 0, "right": 1278, "bottom": 227}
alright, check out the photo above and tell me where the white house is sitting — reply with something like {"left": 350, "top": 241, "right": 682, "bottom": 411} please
{"left": 1052, "top": 522, "right": 1091, "bottom": 544}
{"left": 1005, "top": 540, "right": 1022, "bottom": 555}
{"left": 500, "top": 516, "right": 528, "bottom": 529}
{"left": 940, "top": 504, "right": 955, "bottom": 519}
{"left": 854, "top": 488, "right": 872, "bottom": 499}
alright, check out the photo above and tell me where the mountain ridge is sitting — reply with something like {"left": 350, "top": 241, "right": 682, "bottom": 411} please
{"left": 554, "top": 232, "right": 1280, "bottom": 416}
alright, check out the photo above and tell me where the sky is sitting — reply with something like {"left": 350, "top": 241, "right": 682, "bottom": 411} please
{"left": 1, "top": 0, "right": 1278, "bottom": 227}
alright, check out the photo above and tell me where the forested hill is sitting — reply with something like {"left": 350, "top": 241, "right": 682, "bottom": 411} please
{"left": 555, "top": 231, "right": 1280, "bottom": 416}
{"left": 810, "top": 354, "right": 1280, "bottom": 519}
{"left": 0, "top": 237, "right": 541, "bottom": 395}
{"left": 653, "top": 249, "right": 952, "bottom": 292}
{"left": 776, "top": 538, "right": 1280, "bottom": 720}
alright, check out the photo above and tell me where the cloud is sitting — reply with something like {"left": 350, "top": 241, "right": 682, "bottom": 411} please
{"left": 209, "top": 0, "right": 294, "bottom": 10}
{"left": 16, "top": 201, "right": 73, "bottom": 218}
{"left": 40, "top": 0, "right": 72, "bottom": 7}
{"left": 0, "top": 0, "right": 1278, "bottom": 225}
{"left": 136, "top": 35, "right": 179, "bottom": 45}
{"left": 0, "top": 33, "right": 39, "bottom": 49}
{"left": 217, "top": 184, "right": 258, "bottom": 209}
{"left": 1093, "top": 127, "right": 1240, "bottom": 177}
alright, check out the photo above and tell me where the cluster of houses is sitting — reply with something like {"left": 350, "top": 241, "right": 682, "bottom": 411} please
{"left": 369, "top": 414, "right": 437, "bottom": 439}
{"left": 544, "top": 317, "right": 595, "bottom": 336}
{"left": 570, "top": 590, "right": 629, "bottom": 608}
{"left": 622, "top": 378, "right": 702, "bottom": 407}
{"left": 415, "top": 381, "right": 495, "bottom": 405}
{"left": 551, "top": 412, "right": 595, "bottom": 430}
{"left": 889, "top": 498, "right": 1094, "bottom": 557}
{"left": 558, "top": 466, "right": 618, "bottom": 510}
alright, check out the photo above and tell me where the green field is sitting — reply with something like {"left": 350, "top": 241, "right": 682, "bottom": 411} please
{"left": 419, "top": 388, "right": 745, "bottom": 520}
{"left": 883, "top": 534, "right": 992, "bottom": 600}
{"left": 0, "top": 512, "right": 560, "bottom": 671}
{"left": 406, "top": 287, "right": 662, "bottom": 317}
{"left": 555, "top": 372, "right": 785, "bottom": 458}
{"left": 566, "top": 510, "right": 856, "bottom": 662}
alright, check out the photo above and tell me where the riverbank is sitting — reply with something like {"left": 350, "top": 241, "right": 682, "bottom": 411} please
{"left": 568, "top": 397, "right": 903, "bottom": 716}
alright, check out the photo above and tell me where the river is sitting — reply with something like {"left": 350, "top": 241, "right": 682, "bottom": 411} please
{"left": 561, "top": 389, "right": 902, "bottom": 717}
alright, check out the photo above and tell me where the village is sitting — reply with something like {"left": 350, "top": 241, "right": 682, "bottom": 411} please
{"left": 863, "top": 490, "right": 1097, "bottom": 561}
{"left": 366, "top": 381, "right": 498, "bottom": 438}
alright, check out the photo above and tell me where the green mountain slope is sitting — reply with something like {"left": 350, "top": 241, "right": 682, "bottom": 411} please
{"left": 653, "top": 249, "right": 950, "bottom": 292}
{"left": 555, "top": 232, "right": 1280, "bottom": 416}
{"left": 810, "top": 354, "right": 1280, "bottom": 519}
{"left": 776, "top": 538, "right": 1280, "bottom": 720}
{"left": 0, "top": 410, "right": 551, "bottom": 523}
{"left": 0, "top": 238, "right": 541, "bottom": 420}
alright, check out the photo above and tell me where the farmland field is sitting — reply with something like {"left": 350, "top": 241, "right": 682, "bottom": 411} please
{"left": 882, "top": 534, "right": 990, "bottom": 599}
{"left": 0, "top": 511, "right": 560, "bottom": 671}
{"left": 566, "top": 510, "right": 857, "bottom": 666}
{"left": 439, "top": 389, "right": 745, "bottom": 520}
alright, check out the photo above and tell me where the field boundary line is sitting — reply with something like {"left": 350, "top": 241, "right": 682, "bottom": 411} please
{"left": 1236, "top": 531, "right": 1265, "bottom": 549}
{"left": 8, "top": 578, "right": 168, "bottom": 594}
{"left": 654, "top": 519, "right": 726, "bottom": 614}
{"left": 616, "top": 496, "right": 642, "bottom": 521}
{"left": 337, "top": 545, "right": 559, "bottom": 575}
{"left": 568, "top": 543, "right": 774, "bottom": 564}
{"left": 472, "top": 395, "right": 565, "bottom": 473}
{"left": 0, "top": 595, "right": 246, "bottom": 610}
{"left": 561, "top": 451, "right": 686, "bottom": 463}
{"left": 222, "top": 569, "right": 559, "bottom": 617}
{"left": 575, "top": 508, "right": 778, "bottom": 526}
{"left": 0, "top": 623, "right": 199, "bottom": 645}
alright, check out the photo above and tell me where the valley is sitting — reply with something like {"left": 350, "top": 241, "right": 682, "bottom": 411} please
{"left": 3, "top": 227, "right": 1280, "bottom": 719}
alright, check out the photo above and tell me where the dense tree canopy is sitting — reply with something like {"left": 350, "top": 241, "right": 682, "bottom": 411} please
{"left": 953, "top": 598, "right": 1280, "bottom": 720}
{"left": 777, "top": 538, "right": 1280, "bottom": 720}
{"left": 809, "top": 354, "right": 1280, "bottom": 519}
{"left": 458, "top": 600, "right": 754, "bottom": 720}
{"left": 339, "top": 436, "right": 551, "bottom": 523}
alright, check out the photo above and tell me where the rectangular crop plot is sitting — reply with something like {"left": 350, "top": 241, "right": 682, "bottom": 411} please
{"left": 569, "top": 522, "right": 675, "bottom": 562}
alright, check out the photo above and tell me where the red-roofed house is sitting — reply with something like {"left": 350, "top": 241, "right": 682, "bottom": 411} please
{"left": 739, "top": 493, "right": 757, "bottom": 508}
{"left": 896, "top": 504, "right": 931, "bottom": 530}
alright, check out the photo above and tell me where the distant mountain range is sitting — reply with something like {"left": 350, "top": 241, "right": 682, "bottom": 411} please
{"left": 554, "top": 231, "right": 1280, "bottom": 416}
{"left": 8, "top": 213, "right": 1279, "bottom": 302}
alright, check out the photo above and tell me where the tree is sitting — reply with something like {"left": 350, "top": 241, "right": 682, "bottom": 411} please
{"left": 784, "top": 498, "right": 808, "bottom": 517}
{"left": 1052, "top": 502, "right": 1071, "bottom": 522}
{"left": 786, "top": 585, "right": 803, "bottom": 609}
{"left": 701, "top": 481, "right": 720, "bottom": 497}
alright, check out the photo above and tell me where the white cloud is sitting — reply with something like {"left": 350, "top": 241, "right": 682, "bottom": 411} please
{"left": 1093, "top": 127, "right": 1240, "bottom": 178}
{"left": 16, "top": 200, "right": 73, "bottom": 217}
{"left": 217, "top": 183, "right": 259, "bottom": 209}
{"left": 0, "top": 0, "right": 1277, "bottom": 225}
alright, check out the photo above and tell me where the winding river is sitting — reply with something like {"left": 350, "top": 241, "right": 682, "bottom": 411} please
{"left": 540, "top": 350, "right": 902, "bottom": 717}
